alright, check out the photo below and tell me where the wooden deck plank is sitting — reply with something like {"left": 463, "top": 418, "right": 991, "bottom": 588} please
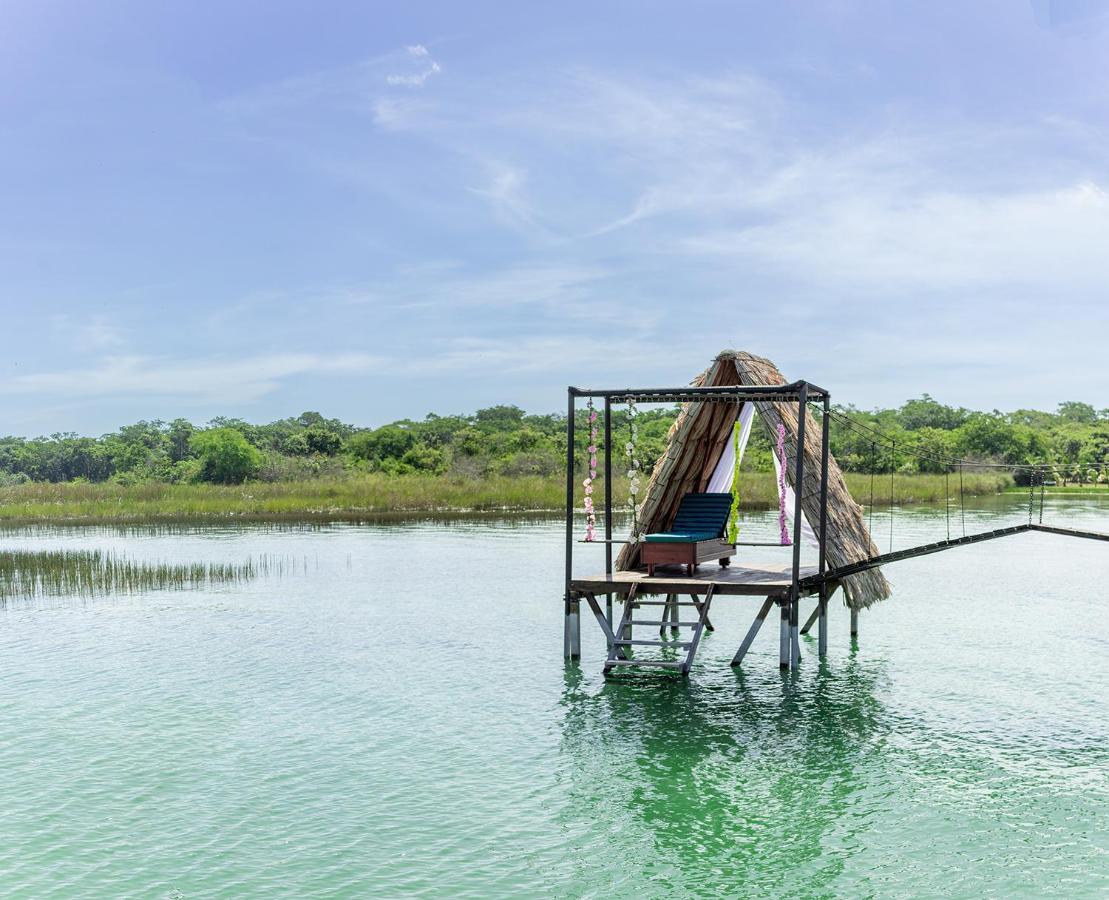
{"left": 570, "top": 561, "right": 820, "bottom": 597}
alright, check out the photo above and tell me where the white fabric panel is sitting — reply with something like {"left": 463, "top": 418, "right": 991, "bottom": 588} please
{"left": 705, "top": 402, "right": 756, "bottom": 492}
{"left": 772, "top": 442, "right": 820, "bottom": 547}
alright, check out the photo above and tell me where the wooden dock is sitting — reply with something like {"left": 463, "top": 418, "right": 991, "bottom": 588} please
{"left": 567, "top": 562, "right": 834, "bottom": 674}
{"left": 560, "top": 364, "right": 1108, "bottom": 680}
{"left": 570, "top": 561, "right": 821, "bottom": 597}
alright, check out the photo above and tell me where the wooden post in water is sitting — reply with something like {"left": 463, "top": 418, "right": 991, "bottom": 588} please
{"left": 564, "top": 388, "right": 577, "bottom": 658}
{"left": 621, "top": 585, "right": 637, "bottom": 641}
{"left": 732, "top": 597, "right": 774, "bottom": 666}
{"left": 850, "top": 608, "right": 859, "bottom": 639}
{"left": 564, "top": 596, "right": 581, "bottom": 658}
{"left": 604, "top": 395, "right": 614, "bottom": 628}
{"left": 779, "top": 598, "right": 790, "bottom": 669}
{"left": 789, "top": 384, "right": 808, "bottom": 669}
{"left": 818, "top": 396, "right": 830, "bottom": 658}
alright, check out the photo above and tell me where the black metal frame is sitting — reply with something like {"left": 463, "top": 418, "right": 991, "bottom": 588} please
{"left": 564, "top": 381, "right": 832, "bottom": 668}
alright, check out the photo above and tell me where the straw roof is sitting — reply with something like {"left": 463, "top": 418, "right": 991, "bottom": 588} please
{"left": 615, "top": 351, "right": 891, "bottom": 610}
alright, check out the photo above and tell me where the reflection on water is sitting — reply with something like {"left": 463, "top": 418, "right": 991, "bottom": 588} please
{"left": 0, "top": 494, "right": 1105, "bottom": 896}
{"left": 558, "top": 654, "right": 891, "bottom": 894}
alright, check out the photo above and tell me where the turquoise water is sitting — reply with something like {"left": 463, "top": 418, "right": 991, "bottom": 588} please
{"left": 1, "top": 496, "right": 1107, "bottom": 897}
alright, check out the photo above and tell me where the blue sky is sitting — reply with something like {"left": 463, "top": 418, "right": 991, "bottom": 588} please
{"left": 3, "top": 0, "right": 1108, "bottom": 436}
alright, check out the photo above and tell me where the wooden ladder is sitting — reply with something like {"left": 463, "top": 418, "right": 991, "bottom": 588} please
{"left": 585, "top": 586, "right": 715, "bottom": 676}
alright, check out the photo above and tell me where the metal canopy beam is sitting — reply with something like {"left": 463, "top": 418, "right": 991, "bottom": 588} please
{"left": 567, "top": 381, "right": 829, "bottom": 403}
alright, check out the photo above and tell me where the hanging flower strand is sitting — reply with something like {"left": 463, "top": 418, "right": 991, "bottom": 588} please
{"left": 583, "top": 399, "right": 598, "bottom": 541}
{"left": 777, "top": 422, "right": 792, "bottom": 546}
{"left": 626, "top": 397, "right": 641, "bottom": 542}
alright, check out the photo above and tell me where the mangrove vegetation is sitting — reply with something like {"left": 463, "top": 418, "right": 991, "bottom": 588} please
{"left": 0, "top": 396, "right": 1104, "bottom": 522}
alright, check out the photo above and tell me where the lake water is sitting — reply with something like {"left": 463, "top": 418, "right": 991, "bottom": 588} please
{"left": 1, "top": 495, "right": 1108, "bottom": 897}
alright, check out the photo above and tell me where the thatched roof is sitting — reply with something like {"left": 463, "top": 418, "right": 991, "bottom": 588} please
{"left": 615, "top": 351, "right": 891, "bottom": 610}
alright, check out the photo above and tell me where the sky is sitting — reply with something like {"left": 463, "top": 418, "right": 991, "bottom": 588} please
{"left": 2, "top": 0, "right": 1109, "bottom": 436}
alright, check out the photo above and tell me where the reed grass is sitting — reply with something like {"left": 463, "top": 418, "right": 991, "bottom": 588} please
{"left": 0, "top": 548, "right": 266, "bottom": 602}
{"left": 0, "top": 471, "right": 1014, "bottom": 525}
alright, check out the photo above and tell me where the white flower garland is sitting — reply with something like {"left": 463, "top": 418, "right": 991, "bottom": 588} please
{"left": 626, "top": 397, "right": 641, "bottom": 541}
{"left": 582, "top": 399, "right": 598, "bottom": 541}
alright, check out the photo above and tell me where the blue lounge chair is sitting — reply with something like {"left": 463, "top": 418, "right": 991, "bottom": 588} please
{"left": 640, "top": 492, "right": 735, "bottom": 576}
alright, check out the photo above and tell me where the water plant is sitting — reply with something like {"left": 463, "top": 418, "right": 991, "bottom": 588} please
{"left": 0, "top": 548, "right": 268, "bottom": 602}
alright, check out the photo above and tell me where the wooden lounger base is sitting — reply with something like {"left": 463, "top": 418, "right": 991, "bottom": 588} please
{"left": 642, "top": 539, "right": 735, "bottom": 577}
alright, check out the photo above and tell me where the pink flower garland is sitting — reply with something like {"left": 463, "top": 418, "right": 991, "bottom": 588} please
{"left": 583, "top": 400, "right": 598, "bottom": 541}
{"left": 777, "top": 423, "right": 792, "bottom": 546}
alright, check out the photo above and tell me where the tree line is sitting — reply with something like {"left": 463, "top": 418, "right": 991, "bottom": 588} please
{"left": 0, "top": 397, "right": 1105, "bottom": 486}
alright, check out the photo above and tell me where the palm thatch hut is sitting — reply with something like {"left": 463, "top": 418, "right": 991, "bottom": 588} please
{"left": 614, "top": 350, "right": 890, "bottom": 611}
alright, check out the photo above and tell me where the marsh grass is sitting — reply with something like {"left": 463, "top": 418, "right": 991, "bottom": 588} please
{"left": 0, "top": 471, "right": 1015, "bottom": 525}
{"left": 0, "top": 548, "right": 286, "bottom": 602}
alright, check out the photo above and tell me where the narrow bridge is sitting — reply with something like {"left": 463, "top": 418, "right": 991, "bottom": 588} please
{"left": 801, "top": 522, "right": 1109, "bottom": 589}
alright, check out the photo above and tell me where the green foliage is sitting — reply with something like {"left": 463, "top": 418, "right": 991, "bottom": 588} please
{"left": 347, "top": 425, "right": 416, "bottom": 463}
{"left": 827, "top": 396, "right": 1106, "bottom": 481}
{"left": 190, "top": 428, "right": 262, "bottom": 484}
{"left": 1057, "top": 401, "right": 1098, "bottom": 425}
{"left": 0, "top": 397, "right": 1105, "bottom": 491}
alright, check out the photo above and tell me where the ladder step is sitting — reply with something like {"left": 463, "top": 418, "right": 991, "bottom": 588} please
{"left": 628, "top": 620, "right": 702, "bottom": 627}
{"left": 605, "top": 659, "right": 684, "bottom": 668}
{"left": 613, "top": 639, "right": 693, "bottom": 648}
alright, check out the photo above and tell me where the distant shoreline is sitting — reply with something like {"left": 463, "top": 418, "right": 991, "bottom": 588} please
{"left": 0, "top": 472, "right": 1021, "bottom": 526}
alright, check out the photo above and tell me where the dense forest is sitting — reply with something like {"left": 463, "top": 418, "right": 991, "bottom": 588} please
{"left": 0, "top": 397, "right": 1106, "bottom": 487}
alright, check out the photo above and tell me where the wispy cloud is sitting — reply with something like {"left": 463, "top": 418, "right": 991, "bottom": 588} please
{"left": 386, "top": 45, "right": 442, "bottom": 87}
{"left": 467, "top": 162, "right": 544, "bottom": 232}
{"left": 0, "top": 353, "right": 384, "bottom": 404}
{"left": 50, "top": 314, "right": 127, "bottom": 350}
{"left": 680, "top": 179, "right": 1109, "bottom": 293}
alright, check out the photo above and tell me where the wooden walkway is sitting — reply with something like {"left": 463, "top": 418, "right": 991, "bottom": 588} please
{"left": 801, "top": 522, "right": 1109, "bottom": 589}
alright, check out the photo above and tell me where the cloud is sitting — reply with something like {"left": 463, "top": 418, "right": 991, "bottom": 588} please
{"left": 83, "top": 318, "right": 126, "bottom": 349}
{"left": 49, "top": 314, "right": 126, "bottom": 350}
{"left": 353, "top": 261, "right": 637, "bottom": 326}
{"left": 680, "top": 179, "right": 1109, "bottom": 294}
{"left": 0, "top": 353, "right": 384, "bottom": 404}
{"left": 414, "top": 334, "right": 665, "bottom": 378}
{"left": 467, "top": 163, "right": 541, "bottom": 231}
{"left": 201, "top": 56, "right": 1108, "bottom": 409}
{"left": 386, "top": 44, "right": 441, "bottom": 87}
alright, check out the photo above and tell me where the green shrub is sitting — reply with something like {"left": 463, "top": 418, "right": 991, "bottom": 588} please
{"left": 190, "top": 428, "right": 261, "bottom": 484}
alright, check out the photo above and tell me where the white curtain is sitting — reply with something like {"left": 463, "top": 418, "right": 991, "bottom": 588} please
{"left": 706, "top": 402, "right": 819, "bottom": 547}
{"left": 706, "top": 402, "right": 756, "bottom": 492}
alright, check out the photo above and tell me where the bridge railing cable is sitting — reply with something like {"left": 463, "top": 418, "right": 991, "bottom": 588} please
{"left": 800, "top": 400, "right": 1106, "bottom": 552}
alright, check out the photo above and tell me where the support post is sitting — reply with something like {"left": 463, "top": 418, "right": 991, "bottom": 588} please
{"left": 690, "top": 593, "right": 715, "bottom": 631}
{"left": 800, "top": 603, "right": 820, "bottom": 635}
{"left": 659, "top": 594, "right": 678, "bottom": 637}
{"left": 564, "top": 388, "right": 576, "bottom": 653}
{"left": 732, "top": 597, "right": 774, "bottom": 666}
{"left": 791, "top": 600, "right": 801, "bottom": 667}
{"left": 850, "top": 608, "right": 859, "bottom": 639}
{"left": 621, "top": 585, "right": 637, "bottom": 641}
{"left": 604, "top": 395, "right": 614, "bottom": 627}
{"left": 789, "top": 383, "right": 808, "bottom": 669}
{"left": 779, "top": 598, "right": 790, "bottom": 669}
{"left": 818, "top": 395, "right": 830, "bottom": 658}
{"left": 563, "top": 595, "right": 581, "bottom": 658}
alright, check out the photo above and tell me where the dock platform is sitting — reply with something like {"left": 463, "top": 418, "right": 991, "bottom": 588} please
{"left": 566, "top": 562, "right": 836, "bottom": 674}
{"left": 570, "top": 561, "right": 822, "bottom": 598}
